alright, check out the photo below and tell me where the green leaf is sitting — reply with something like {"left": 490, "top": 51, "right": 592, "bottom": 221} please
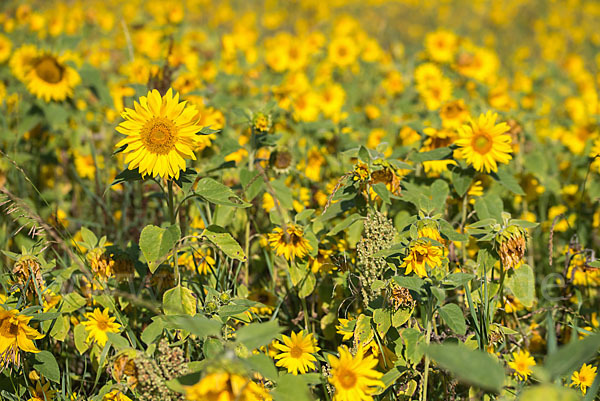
{"left": 80, "top": 227, "right": 98, "bottom": 248}
{"left": 203, "top": 225, "right": 247, "bottom": 262}
{"left": 243, "top": 353, "right": 279, "bottom": 382}
{"left": 392, "top": 308, "right": 412, "bottom": 328}
{"left": 74, "top": 323, "right": 89, "bottom": 354}
{"left": 493, "top": 167, "right": 525, "bottom": 195}
{"left": 195, "top": 177, "right": 251, "bottom": 208}
{"left": 273, "top": 374, "right": 313, "bottom": 401}
{"left": 426, "top": 344, "right": 505, "bottom": 392}
{"left": 141, "top": 319, "right": 164, "bottom": 344}
{"left": 544, "top": 334, "right": 600, "bottom": 380}
{"left": 240, "top": 168, "right": 263, "bottom": 202}
{"left": 451, "top": 168, "right": 474, "bottom": 197}
{"left": 79, "top": 64, "right": 111, "bottom": 104}
{"left": 298, "top": 272, "right": 316, "bottom": 298}
{"left": 443, "top": 273, "right": 475, "bottom": 288}
{"left": 410, "top": 147, "right": 453, "bottom": 163}
{"left": 139, "top": 224, "right": 181, "bottom": 273}
{"left": 270, "top": 178, "right": 294, "bottom": 210}
{"left": 327, "top": 213, "right": 364, "bottom": 236}
{"left": 111, "top": 167, "right": 144, "bottom": 186}
{"left": 49, "top": 314, "right": 70, "bottom": 342}
{"left": 518, "top": 384, "right": 580, "bottom": 401}
{"left": 61, "top": 292, "right": 87, "bottom": 313}
{"left": 359, "top": 146, "right": 371, "bottom": 163}
{"left": 375, "top": 367, "right": 407, "bottom": 395}
{"left": 106, "top": 332, "right": 130, "bottom": 350}
{"left": 373, "top": 309, "right": 392, "bottom": 337}
{"left": 438, "top": 304, "right": 467, "bottom": 335}
{"left": 393, "top": 276, "right": 425, "bottom": 293}
{"left": 203, "top": 338, "right": 224, "bottom": 359}
{"left": 354, "top": 314, "right": 373, "bottom": 343}
{"left": 431, "top": 180, "right": 449, "bottom": 213}
{"left": 474, "top": 195, "right": 503, "bottom": 222}
{"left": 506, "top": 264, "right": 535, "bottom": 308}
{"left": 372, "top": 182, "right": 391, "bottom": 204}
{"left": 162, "top": 285, "right": 197, "bottom": 316}
{"left": 33, "top": 351, "right": 60, "bottom": 383}
{"left": 164, "top": 315, "right": 222, "bottom": 339}
{"left": 236, "top": 320, "right": 282, "bottom": 351}
{"left": 439, "top": 220, "right": 468, "bottom": 242}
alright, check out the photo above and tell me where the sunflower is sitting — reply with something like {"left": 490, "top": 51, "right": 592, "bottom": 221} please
{"left": 455, "top": 111, "right": 512, "bottom": 173}
{"left": 508, "top": 349, "right": 536, "bottom": 381}
{"left": 103, "top": 390, "right": 133, "bottom": 401}
{"left": 273, "top": 331, "right": 320, "bottom": 375}
{"left": 425, "top": 30, "right": 458, "bottom": 63}
{"left": 571, "top": 363, "right": 597, "bottom": 395}
{"left": 115, "top": 89, "right": 203, "bottom": 180}
{"left": 400, "top": 240, "right": 443, "bottom": 278}
{"left": 268, "top": 224, "right": 313, "bottom": 260}
{"left": 81, "top": 308, "right": 121, "bottom": 347}
{"left": 0, "top": 306, "right": 44, "bottom": 368}
{"left": 328, "top": 346, "right": 383, "bottom": 401}
{"left": 24, "top": 51, "right": 80, "bottom": 102}
{"left": 0, "top": 34, "right": 12, "bottom": 63}
{"left": 27, "top": 380, "right": 57, "bottom": 401}
{"left": 185, "top": 372, "right": 271, "bottom": 401}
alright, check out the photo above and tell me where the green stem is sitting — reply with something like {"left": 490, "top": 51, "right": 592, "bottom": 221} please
{"left": 301, "top": 295, "right": 310, "bottom": 332}
{"left": 167, "top": 180, "right": 180, "bottom": 285}
{"left": 421, "top": 300, "right": 432, "bottom": 401}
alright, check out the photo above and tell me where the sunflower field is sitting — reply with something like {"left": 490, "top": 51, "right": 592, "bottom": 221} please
{"left": 1, "top": 0, "right": 600, "bottom": 400}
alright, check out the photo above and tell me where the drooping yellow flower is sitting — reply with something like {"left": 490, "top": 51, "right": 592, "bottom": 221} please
{"left": 273, "top": 331, "right": 320, "bottom": 375}
{"left": 115, "top": 89, "right": 202, "bottom": 180}
{"left": 0, "top": 306, "right": 44, "bottom": 367}
{"left": 400, "top": 240, "right": 444, "bottom": 278}
{"left": 24, "top": 51, "right": 80, "bottom": 102}
{"left": 508, "top": 349, "right": 536, "bottom": 381}
{"left": 185, "top": 372, "right": 271, "bottom": 401}
{"left": 571, "top": 363, "right": 597, "bottom": 395}
{"left": 81, "top": 308, "right": 121, "bottom": 347}
{"left": 328, "top": 346, "right": 383, "bottom": 401}
{"left": 455, "top": 111, "right": 512, "bottom": 173}
{"left": 268, "top": 224, "right": 313, "bottom": 261}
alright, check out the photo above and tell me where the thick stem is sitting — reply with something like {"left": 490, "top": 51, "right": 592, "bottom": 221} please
{"left": 421, "top": 303, "right": 432, "bottom": 401}
{"left": 167, "top": 180, "right": 180, "bottom": 284}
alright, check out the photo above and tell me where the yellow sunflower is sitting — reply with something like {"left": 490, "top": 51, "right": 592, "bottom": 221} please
{"left": 455, "top": 111, "right": 512, "bottom": 173}
{"left": 400, "top": 240, "right": 443, "bottom": 278}
{"left": 185, "top": 372, "right": 271, "bottom": 401}
{"left": 24, "top": 51, "right": 80, "bottom": 102}
{"left": 115, "top": 89, "right": 202, "bottom": 180}
{"left": 81, "top": 308, "right": 121, "bottom": 347}
{"left": 328, "top": 346, "right": 383, "bottom": 401}
{"left": 571, "top": 363, "right": 597, "bottom": 395}
{"left": 0, "top": 34, "right": 12, "bottom": 63}
{"left": 267, "top": 224, "right": 313, "bottom": 260}
{"left": 508, "top": 349, "right": 536, "bottom": 381}
{"left": 0, "top": 307, "right": 44, "bottom": 368}
{"left": 273, "top": 331, "right": 320, "bottom": 375}
{"left": 9, "top": 44, "right": 38, "bottom": 82}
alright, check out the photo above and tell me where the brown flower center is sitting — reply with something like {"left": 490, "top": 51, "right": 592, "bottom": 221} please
{"left": 338, "top": 368, "right": 357, "bottom": 389}
{"left": 96, "top": 318, "right": 109, "bottom": 331}
{"left": 472, "top": 132, "right": 493, "bottom": 154}
{"left": 34, "top": 56, "right": 64, "bottom": 84}
{"left": 289, "top": 345, "right": 303, "bottom": 358}
{"left": 141, "top": 117, "right": 177, "bottom": 155}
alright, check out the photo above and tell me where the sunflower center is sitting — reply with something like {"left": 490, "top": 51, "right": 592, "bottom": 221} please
{"left": 2, "top": 319, "right": 19, "bottom": 337}
{"left": 289, "top": 345, "right": 304, "bottom": 358}
{"left": 338, "top": 368, "right": 357, "bottom": 389}
{"left": 141, "top": 117, "right": 178, "bottom": 155}
{"left": 96, "top": 318, "right": 109, "bottom": 331}
{"left": 34, "top": 56, "right": 64, "bottom": 84}
{"left": 472, "top": 133, "right": 493, "bottom": 154}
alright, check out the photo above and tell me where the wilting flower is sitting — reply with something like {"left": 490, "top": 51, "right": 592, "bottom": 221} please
{"left": 273, "top": 331, "right": 320, "bottom": 375}
{"left": 495, "top": 224, "right": 527, "bottom": 270}
{"left": 400, "top": 240, "right": 444, "bottom": 278}
{"left": 0, "top": 306, "right": 44, "bottom": 369}
{"left": 268, "top": 224, "right": 313, "bottom": 260}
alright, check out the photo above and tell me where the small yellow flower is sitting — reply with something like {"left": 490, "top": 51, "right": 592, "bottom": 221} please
{"left": 81, "top": 308, "right": 121, "bottom": 347}
{"left": 508, "top": 349, "right": 536, "bottom": 381}
{"left": 273, "top": 331, "right": 320, "bottom": 375}
{"left": 571, "top": 363, "right": 597, "bottom": 395}
{"left": 328, "top": 346, "right": 383, "bottom": 401}
{"left": 268, "top": 224, "right": 313, "bottom": 261}
{"left": 0, "top": 307, "right": 44, "bottom": 367}
{"left": 400, "top": 240, "right": 444, "bottom": 278}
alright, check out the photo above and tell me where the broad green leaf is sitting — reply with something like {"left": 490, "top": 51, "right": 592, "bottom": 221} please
{"left": 33, "top": 351, "right": 60, "bottom": 383}
{"left": 195, "top": 177, "right": 251, "bottom": 208}
{"left": 61, "top": 292, "right": 87, "bottom": 313}
{"left": 270, "top": 178, "right": 294, "bottom": 209}
{"left": 354, "top": 314, "right": 373, "bottom": 343}
{"left": 139, "top": 224, "right": 181, "bottom": 273}
{"left": 236, "top": 320, "right": 282, "bottom": 351}
{"left": 474, "top": 196, "right": 503, "bottom": 222}
{"left": 518, "top": 384, "right": 580, "bottom": 401}
{"left": 243, "top": 353, "right": 278, "bottom": 382}
{"left": 203, "top": 338, "right": 224, "bottom": 359}
{"left": 273, "top": 374, "right": 313, "bottom": 401}
{"left": 393, "top": 276, "right": 425, "bottom": 293}
{"left": 372, "top": 182, "right": 391, "bottom": 204}
{"left": 392, "top": 308, "right": 412, "bottom": 328}
{"left": 298, "top": 272, "right": 316, "bottom": 298}
{"left": 544, "top": 334, "right": 600, "bottom": 380}
{"left": 427, "top": 344, "right": 505, "bottom": 392}
{"left": 451, "top": 168, "right": 474, "bottom": 197}
{"left": 164, "top": 315, "right": 222, "bottom": 339}
{"left": 141, "top": 319, "right": 164, "bottom": 344}
{"left": 74, "top": 323, "right": 89, "bottom": 354}
{"left": 49, "top": 314, "right": 70, "bottom": 342}
{"left": 443, "top": 273, "right": 475, "bottom": 288}
{"left": 506, "top": 264, "right": 535, "bottom": 308}
{"left": 375, "top": 367, "right": 407, "bottom": 395}
{"left": 493, "top": 167, "right": 525, "bottom": 196}
{"left": 373, "top": 309, "right": 391, "bottom": 337}
{"left": 439, "top": 220, "right": 468, "bottom": 242}
{"left": 438, "top": 304, "right": 467, "bottom": 335}
{"left": 410, "top": 147, "right": 453, "bottom": 163}
{"left": 163, "top": 285, "right": 197, "bottom": 316}
{"left": 203, "top": 225, "right": 247, "bottom": 262}
{"left": 106, "top": 332, "right": 130, "bottom": 350}
{"left": 80, "top": 227, "right": 98, "bottom": 248}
